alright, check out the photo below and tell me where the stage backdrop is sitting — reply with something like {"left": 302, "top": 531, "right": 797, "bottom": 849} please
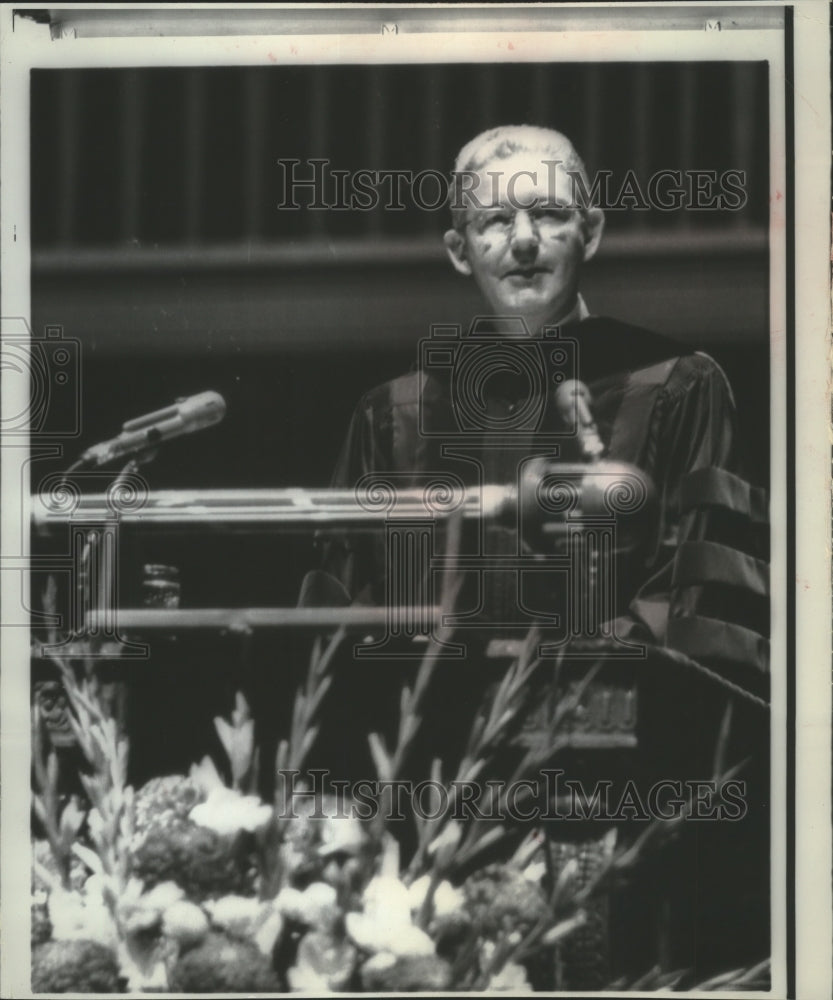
{"left": 30, "top": 62, "right": 770, "bottom": 624}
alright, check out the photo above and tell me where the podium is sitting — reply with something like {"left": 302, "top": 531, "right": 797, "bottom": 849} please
{"left": 30, "top": 464, "right": 770, "bottom": 987}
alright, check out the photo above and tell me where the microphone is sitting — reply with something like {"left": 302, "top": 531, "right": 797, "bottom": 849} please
{"left": 553, "top": 379, "right": 605, "bottom": 461}
{"left": 79, "top": 391, "right": 227, "bottom": 468}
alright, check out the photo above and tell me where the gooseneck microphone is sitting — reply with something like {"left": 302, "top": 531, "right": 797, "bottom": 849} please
{"left": 79, "top": 391, "right": 227, "bottom": 468}
{"left": 553, "top": 379, "right": 605, "bottom": 461}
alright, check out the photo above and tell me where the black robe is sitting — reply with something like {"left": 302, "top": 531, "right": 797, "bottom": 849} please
{"left": 313, "top": 315, "right": 744, "bottom": 649}
{"left": 299, "top": 316, "right": 770, "bottom": 982}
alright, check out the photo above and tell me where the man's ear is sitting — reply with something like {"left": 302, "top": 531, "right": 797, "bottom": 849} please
{"left": 443, "top": 228, "right": 472, "bottom": 276}
{"left": 582, "top": 207, "right": 605, "bottom": 262}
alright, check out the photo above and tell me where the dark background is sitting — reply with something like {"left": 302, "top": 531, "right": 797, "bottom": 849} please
{"left": 31, "top": 61, "right": 770, "bottom": 484}
{"left": 31, "top": 60, "right": 770, "bottom": 611}
{"left": 30, "top": 60, "right": 772, "bottom": 771}
{"left": 29, "top": 61, "right": 772, "bottom": 978}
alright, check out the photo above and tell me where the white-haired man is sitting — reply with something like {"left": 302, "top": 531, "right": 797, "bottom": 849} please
{"left": 443, "top": 124, "right": 605, "bottom": 334}
{"left": 304, "top": 125, "right": 768, "bottom": 984}
{"left": 320, "top": 125, "right": 748, "bottom": 651}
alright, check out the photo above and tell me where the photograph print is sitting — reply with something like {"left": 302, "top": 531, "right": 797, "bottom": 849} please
{"left": 1, "top": 4, "right": 815, "bottom": 996}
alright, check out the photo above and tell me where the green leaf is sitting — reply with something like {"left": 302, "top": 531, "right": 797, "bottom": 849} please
{"left": 275, "top": 738, "right": 289, "bottom": 775}
{"left": 214, "top": 716, "right": 234, "bottom": 757}
{"left": 46, "top": 749, "right": 60, "bottom": 790}
{"left": 72, "top": 841, "right": 104, "bottom": 875}
{"left": 367, "top": 732, "right": 391, "bottom": 782}
{"left": 540, "top": 911, "right": 587, "bottom": 947}
{"left": 232, "top": 690, "right": 251, "bottom": 726}
{"left": 32, "top": 796, "right": 48, "bottom": 825}
{"left": 300, "top": 725, "right": 320, "bottom": 762}
{"left": 307, "top": 674, "right": 333, "bottom": 718}
{"left": 59, "top": 796, "right": 86, "bottom": 846}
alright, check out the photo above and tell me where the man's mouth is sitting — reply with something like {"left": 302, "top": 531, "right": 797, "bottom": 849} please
{"left": 504, "top": 266, "right": 548, "bottom": 279}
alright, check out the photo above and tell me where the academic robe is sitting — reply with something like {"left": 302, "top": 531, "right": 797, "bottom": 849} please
{"left": 308, "top": 315, "right": 765, "bottom": 668}
{"left": 299, "top": 315, "right": 770, "bottom": 983}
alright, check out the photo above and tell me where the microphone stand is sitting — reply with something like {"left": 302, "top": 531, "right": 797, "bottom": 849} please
{"left": 37, "top": 446, "right": 160, "bottom": 746}
{"left": 75, "top": 451, "right": 157, "bottom": 646}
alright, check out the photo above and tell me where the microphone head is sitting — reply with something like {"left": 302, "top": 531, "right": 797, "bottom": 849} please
{"left": 553, "top": 379, "right": 605, "bottom": 460}
{"left": 178, "top": 390, "right": 227, "bottom": 429}
{"left": 79, "top": 391, "right": 228, "bottom": 468}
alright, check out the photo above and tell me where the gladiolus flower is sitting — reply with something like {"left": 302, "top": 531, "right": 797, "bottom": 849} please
{"left": 189, "top": 787, "right": 272, "bottom": 836}
{"left": 487, "top": 960, "right": 533, "bottom": 991}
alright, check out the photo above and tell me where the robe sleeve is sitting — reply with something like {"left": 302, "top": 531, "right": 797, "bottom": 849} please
{"left": 623, "top": 352, "right": 762, "bottom": 653}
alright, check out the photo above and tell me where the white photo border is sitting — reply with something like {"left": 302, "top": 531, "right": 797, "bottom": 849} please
{"left": 1, "top": 4, "right": 829, "bottom": 998}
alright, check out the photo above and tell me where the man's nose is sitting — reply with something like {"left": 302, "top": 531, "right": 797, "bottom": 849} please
{"left": 510, "top": 210, "right": 539, "bottom": 256}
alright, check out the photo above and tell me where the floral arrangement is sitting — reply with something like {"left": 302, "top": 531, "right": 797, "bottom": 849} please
{"left": 30, "top": 564, "right": 770, "bottom": 993}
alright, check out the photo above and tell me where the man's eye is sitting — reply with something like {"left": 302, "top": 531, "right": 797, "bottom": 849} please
{"left": 481, "top": 212, "right": 512, "bottom": 230}
{"left": 535, "top": 207, "right": 572, "bottom": 225}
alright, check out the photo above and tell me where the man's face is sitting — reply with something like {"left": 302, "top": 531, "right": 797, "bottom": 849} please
{"left": 444, "top": 152, "right": 604, "bottom": 329}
